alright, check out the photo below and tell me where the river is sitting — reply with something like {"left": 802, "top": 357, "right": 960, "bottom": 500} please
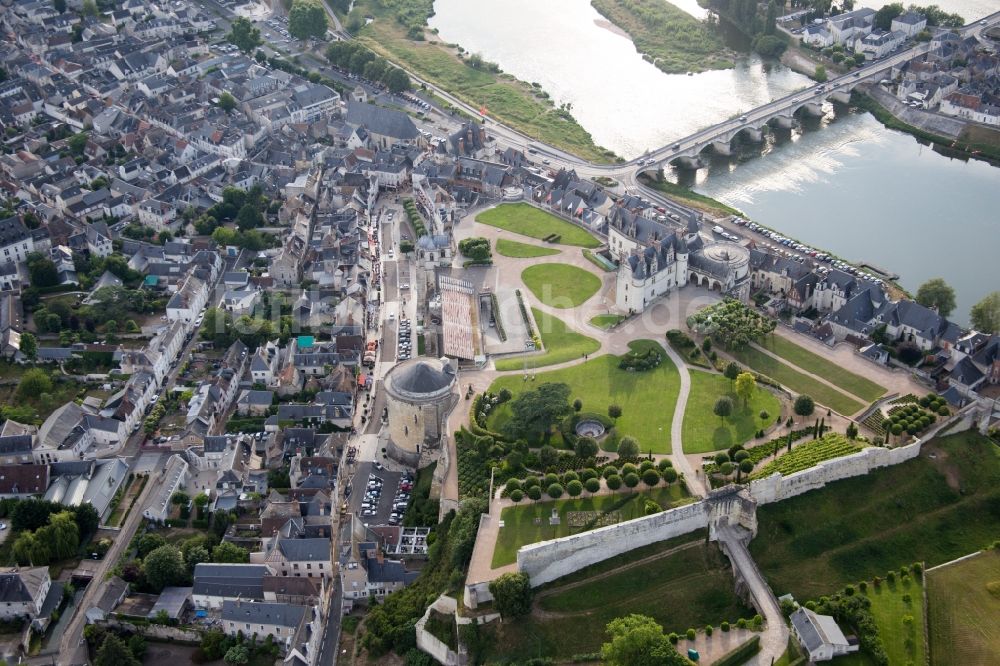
{"left": 429, "top": 0, "right": 1000, "bottom": 324}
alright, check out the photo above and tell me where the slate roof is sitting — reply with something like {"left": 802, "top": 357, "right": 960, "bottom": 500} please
{"left": 792, "top": 607, "right": 847, "bottom": 654}
{"left": 221, "top": 600, "right": 306, "bottom": 628}
{"left": 277, "top": 537, "right": 330, "bottom": 562}
{"left": 949, "top": 356, "right": 984, "bottom": 386}
{"left": 192, "top": 564, "right": 268, "bottom": 600}
{"left": 346, "top": 102, "right": 419, "bottom": 141}
{"left": 365, "top": 557, "right": 419, "bottom": 585}
{"left": 0, "top": 566, "right": 48, "bottom": 604}
{"left": 392, "top": 361, "right": 452, "bottom": 394}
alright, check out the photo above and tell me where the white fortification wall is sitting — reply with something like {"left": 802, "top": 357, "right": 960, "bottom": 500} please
{"left": 516, "top": 501, "right": 710, "bottom": 587}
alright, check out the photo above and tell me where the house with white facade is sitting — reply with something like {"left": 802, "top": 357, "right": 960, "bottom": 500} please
{"left": 790, "top": 607, "right": 859, "bottom": 662}
{"left": 143, "top": 454, "right": 189, "bottom": 522}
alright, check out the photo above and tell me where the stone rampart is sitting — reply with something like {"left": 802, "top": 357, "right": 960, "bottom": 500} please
{"left": 517, "top": 501, "right": 709, "bottom": 587}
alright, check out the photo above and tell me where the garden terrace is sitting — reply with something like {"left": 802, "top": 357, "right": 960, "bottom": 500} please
{"left": 749, "top": 431, "right": 1000, "bottom": 600}
{"left": 748, "top": 433, "right": 863, "bottom": 479}
{"left": 681, "top": 370, "right": 781, "bottom": 454}
{"left": 728, "top": 345, "right": 864, "bottom": 416}
{"left": 476, "top": 204, "right": 600, "bottom": 248}
{"left": 755, "top": 335, "right": 886, "bottom": 403}
{"left": 489, "top": 340, "right": 681, "bottom": 453}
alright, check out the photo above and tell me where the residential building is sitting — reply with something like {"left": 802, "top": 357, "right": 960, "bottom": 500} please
{"left": 790, "top": 607, "right": 859, "bottom": 662}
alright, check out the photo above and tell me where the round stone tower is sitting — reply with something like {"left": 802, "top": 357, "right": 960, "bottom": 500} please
{"left": 383, "top": 358, "right": 458, "bottom": 467}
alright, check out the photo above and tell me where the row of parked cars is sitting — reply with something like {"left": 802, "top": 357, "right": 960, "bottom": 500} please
{"left": 398, "top": 318, "right": 412, "bottom": 361}
{"left": 733, "top": 217, "right": 885, "bottom": 285}
{"left": 388, "top": 472, "right": 415, "bottom": 526}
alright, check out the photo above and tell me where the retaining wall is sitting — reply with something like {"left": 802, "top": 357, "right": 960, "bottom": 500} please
{"left": 748, "top": 407, "right": 971, "bottom": 505}
{"left": 415, "top": 594, "right": 462, "bottom": 666}
{"left": 516, "top": 501, "right": 710, "bottom": 587}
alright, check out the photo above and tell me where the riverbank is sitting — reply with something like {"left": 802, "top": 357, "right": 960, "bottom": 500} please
{"left": 590, "top": 0, "right": 733, "bottom": 74}
{"left": 853, "top": 87, "right": 1000, "bottom": 163}
{"left": 343, "top": 0, "right": 618, "bottom": 163}
{"left": 638, "top": 173, "right": 744, "bottom": 218}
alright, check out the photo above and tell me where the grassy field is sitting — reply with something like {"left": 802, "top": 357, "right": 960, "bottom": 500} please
{"left": 590, "top": 314, "right": 625, "bottom": 329}
{"left": 351, "top": 3, "right": 615, "bottom": 162}
{"left": 927, "top": 549, "right": 1000, "bottom": 666}
{"left": 485, "top": 538, "right": 752, "bottom": 660}
{"left": 490, "top": 340, "right": 680, "bottom": 452}
{"left": 477, "top": 204, "right": 600, "bottom": 248}
{"left": 682, "top": 370, "right": 781, "bottom": 454}
{"left": 862, "top": 577, "right": 927, "bottom": 666}
{"left": 757, "top": 336, "right": 885, "bottom": 402}
{"left": 729, "top": 346, "right": 864, "bottom": 415}
{"left": 750, "top": 431, "right": 1000, "bottom": 600}
{"left": 590, "top": 0, "right": 731, "bottom": 74}
{"left": 491, "top": 485, "right": 691, "bottom": 567}
{"left": 496, "top": 238, "right": 561, "bottom": 258}
{"left": 494, "top": 308, "right": 599, "bottom": 371}
{"left": 521, "top": 263, "right": 602, "bottom": 308}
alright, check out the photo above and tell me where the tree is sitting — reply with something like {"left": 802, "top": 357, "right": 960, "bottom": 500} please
{"left": 17, "top": 368, "right": 52, "bottom": 400}
{"left": 617, "top": 436, "right": 640, "bottom": 458}
{"left": 54, "top": 0, "right": 66, "bottom": 13}
{"left": 217, "top": 92, "right": 237, "bottom": 113}
{"left": 137, "top": 533, "right": 167, "bottom": 558}
{"left": 606, "top": 474, "right": 622, "bottom": 490}
{"left": 236, "top": 203, "right": 263, "bottom": 230}
{"left": 970, "top": 292, "right": 1000, "bottom": 333}
{"left": 19, "top": 332, "right": 37, "bottom": 361}
{"left": 143, "top": 545, "right": 187, "bottom": 592}
{"left": 228, "top": 17, "right": 262, "bottom": 53}
{"left": 735, "top": 372, "right": 756, "bottom": 408}
{"left": 874, "top": 3, "right": 904, "bottom": 30}
{"left": 623, "top": 472, "right": 640, "bottom": 492}
{"left": 916, "top": 278, "right": 956, "bottom": 317}
{"left": 566, "top": 479, "right": 583, "bottom": 497}
{"left": 385, "top": 67, "right": 411, "bottom": 94}
{"left": 288, "top": 0, "right": 328, "bottom": 40}
{"left": 171, "top": 491, "right": 190, "bottom": 507}
{"left": 27, "top": 252, "right": 59, "bottom": 287}
{"left": 713, "top": 396, "right": 733, "bottom": 425}
{"left": 723, "top": 361, "right": 741, "bottom": 385}
{"left": 224, "top": 645, "right": 250, "bottom": 665}
{"left": 575, "top": 436, "right": 599, "bottom": 459}
{"left": 794, "top": 395, "right": 815, "bottom": 420}
{"left": 94, "top": 633, "right": 140, "bottom": 666}
{"left": 547, "top": 483, "right": 563, "bottom": 498}
{"left": 608, "top": 404, "right": 622, "bottom": 422}
{"left": 186, "top": 545, "right": 210, "bottom": 570}
{"left": 212, "top": 541, "right": 250, "bottom": 563}
{"left": 846, "top": 422, "right": 859, "bottom": 439}
{"left": 503, "top": 383, "right": 572, "bottom": 440}
{"left": 601, "top": 614, "right": 688, "bottom": 666}
{"left": 641, "top": 469, "right": 660, "bottom": 488}
{"left": 75, "top": 503, "right": 99, "bottom": 536}
{"left": 488, "top": 572, "right": 533, "bottom": 619}
{"left": 81, "top": 0, "right": 98, "bottom": 17}
{"left": 572, "top": 398, "right": 583, "bottom": 412}
{"left": 538, "top": 444, "right": 558, "bottom": 468}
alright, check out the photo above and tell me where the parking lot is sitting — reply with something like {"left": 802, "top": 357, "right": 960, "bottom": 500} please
{"left": 347, "top": 462, "right": 414, "bottom": 526}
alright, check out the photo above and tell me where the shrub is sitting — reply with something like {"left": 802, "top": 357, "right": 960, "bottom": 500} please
{"left": 721, "top": 621, "right": 730, "bottom": 632}
{"left": 527, "top": 486, "right": 542, "bottom": 501}
{"left": 509, "top": 490, "right": 524, "bottom": 503}
{"left": 623, "top": 472, "right": 640, "bottom": 490}
{"left": 562, "top": 471, "right": 579, "bottom": 484}
{"left": 504, "top": 479, "right": 521, "bottom": 494}
{"left": 736, "top": 618, "right": 747, "bottom": 629}
{"left": 621, "top": 463, "right": 638, "bottom": 476}
{"left": 686, "top": 628, "right": 696, "bottom": 641}
{"left": 523, "top": 476, "right": 540, "bottom": 489}
{"left": 657, "top": 458, "right": 673, "bottom": 472}
{"left": 668, "top": 632, "right": 679, "bottom": 645}
{"left": 543, "top": 473, "right": 559, "bottom": 487}
{"left": 547, "top": 483, "right": 564, "bottom": 499}
{"left": 641, "top": 469, "right": 660, "bottom": 487}
{"left": 566, "top": 480, "right": 583, "bottom": 497}
{"left": 584, "top": 478, "right": 601, "bottom": 493}
{"left": 705, "top": 625, "right": 713, "bottom": 636}
{"left": 606, "top": 474, "right": 622, "bottom": 490}
{"left": 859, "top": 581, "right": 868, "bottom": 592}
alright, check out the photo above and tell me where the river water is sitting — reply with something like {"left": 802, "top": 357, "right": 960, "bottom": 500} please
{"left": 429, "top": 0, "right": 1000, "bottom": 324}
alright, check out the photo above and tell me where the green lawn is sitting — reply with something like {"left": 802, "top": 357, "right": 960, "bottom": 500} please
{"left": 589, "top": 314, "right": 625, "bottom": 330}
{"left": 492, "top": 485, "right": 691, "bottom": 567}
{"left": 729, "top": 346, "right": 864, "bottom": 415}
{"left": 927, "top": 549, "right": 1000, "bottom": 666}
{"left": 496, "top": 238, "right": 561, "bottom": 258}
{"left": 494, "top": 308, "right": 599, "bottom": 372}
{"left": 863, "top": 577, "right": 926, "bottom": 666}
{"left": 521, "top": 263, "right": 601, "bottom": 308}
{"left": 682, "top": 370, "right": 781, "bottom": 453}
{"left": 485, "top": 538, "right": 752, "bottom": 661}
{"left": 477, "top": 204, "right": 600, "bottom": 248}
{"left": 757, "top": 336, "right": 885, "bottom": 402}
{"left": 750, "top": 431, "right": 1000, "bottom": 600}
{"left": 490, "top": 340, "right": 680, "bottom": 452}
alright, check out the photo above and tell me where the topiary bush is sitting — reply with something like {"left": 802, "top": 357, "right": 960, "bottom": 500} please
{"left": 547, "top": 483, "right": 564, "bottom": 499}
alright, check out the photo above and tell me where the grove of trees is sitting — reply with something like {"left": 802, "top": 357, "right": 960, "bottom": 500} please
{"left": 325, "top": 41, "right": 412, "bottom": 93}
{"left": 288, "top": 0, "right": 328, "bottom": 41}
